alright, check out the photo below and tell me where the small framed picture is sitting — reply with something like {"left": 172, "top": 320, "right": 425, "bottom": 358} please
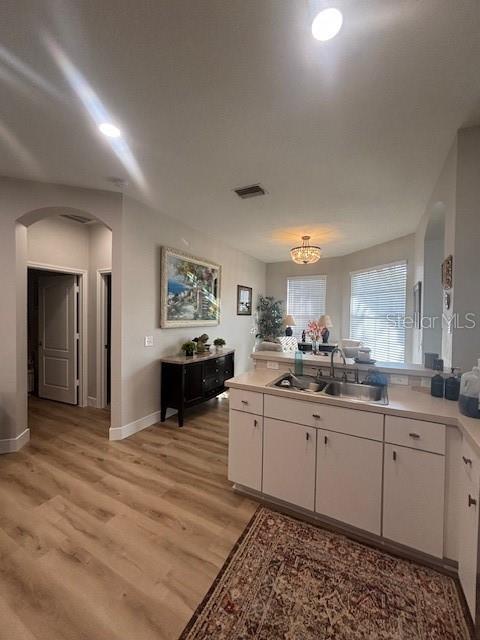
{"left": 237, "top": 285, "right": 252, "bottom": 316}
{"left": 413, "top": 281, "right": 422, "bottom": 329}
{"left": 441, "top": 255, "right": 453, "bottom": 290}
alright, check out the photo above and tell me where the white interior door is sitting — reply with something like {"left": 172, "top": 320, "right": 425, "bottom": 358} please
{"left": 38, "top": 273, "right": 78, "bottom": 404}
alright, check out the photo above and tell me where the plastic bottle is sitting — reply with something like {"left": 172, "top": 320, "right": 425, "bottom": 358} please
{"left": 459, "top": 359, "right": 480, "bottom": 419}
{"left": 444, "top": 368, "right": 461, "bottom": 401}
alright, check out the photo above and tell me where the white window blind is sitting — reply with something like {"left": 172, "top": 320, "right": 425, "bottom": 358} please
{"left": 350, "top": 261, "right": 407, "bottom": 363}
{"left": 287, "top": 275, "right": 327, "bottom": 339}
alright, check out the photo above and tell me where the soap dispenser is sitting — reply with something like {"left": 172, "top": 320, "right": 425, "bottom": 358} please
{"left": 445, "top": 368, "right": 461, "bottom": 401}
{"left": 430, "top": 362, "right": 445, "bottom": 398}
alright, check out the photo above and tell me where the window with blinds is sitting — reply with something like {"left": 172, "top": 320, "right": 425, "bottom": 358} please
{"left": 350, "top": 261, "right": 407, "bottom": 363}
{"left": 287, "top": 275, "right": 327, "bottom": 339}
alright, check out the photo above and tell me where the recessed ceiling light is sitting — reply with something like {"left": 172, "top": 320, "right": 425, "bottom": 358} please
{"left": 98, "top": 122, "right": 122, "bottom": 138}
{"left": 312, "top": 8, "right": 343, "bottom": 41}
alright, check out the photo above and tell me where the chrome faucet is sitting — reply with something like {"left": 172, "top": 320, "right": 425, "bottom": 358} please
{"left": 330, "top": 346, "right": 347, "bottom": 380}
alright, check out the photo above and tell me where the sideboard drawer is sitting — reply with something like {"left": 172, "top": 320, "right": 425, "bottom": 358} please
{"left": 385, "top": 415, "right": 446, "bottom": 455}
{"left": 264, "top": 395, "right": 383, "bottom": 441}
{"left": 229, "top": 389, "right": 264, "bottom": 415}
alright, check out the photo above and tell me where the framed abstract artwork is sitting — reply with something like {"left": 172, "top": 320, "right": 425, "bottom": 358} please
{"left": 237, "top": 285, "right": 252, "bottom": 315}
{"left": 161, "top": 247, "right": 221, "bottom": 328}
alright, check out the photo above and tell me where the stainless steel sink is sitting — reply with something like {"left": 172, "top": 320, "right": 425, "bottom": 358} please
{"left": 271, "top": 374, "right": 387, "bottom": 404}
{"left": 273, "top": 374, "right": 329, "bottom": 393}
{"left": 323, "top": 380, "right": 384, "bottom": 403}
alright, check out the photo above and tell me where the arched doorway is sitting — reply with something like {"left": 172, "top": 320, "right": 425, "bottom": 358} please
{"left": 16, "top": 206, "right": 116, "bottom": 440}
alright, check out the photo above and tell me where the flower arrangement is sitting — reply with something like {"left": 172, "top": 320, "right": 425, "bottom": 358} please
{"left": 307, "top": 320, "right": 323, "bottom": 342}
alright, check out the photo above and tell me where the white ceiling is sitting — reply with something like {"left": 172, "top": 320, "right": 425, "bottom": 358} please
{"left": 1, "top": 0, "right": 480, "bottom": 262}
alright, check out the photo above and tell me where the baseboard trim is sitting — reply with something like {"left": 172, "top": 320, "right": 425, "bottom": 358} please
{"left": 87, "top": 396, "right": 97, "bottom": 407}
{"left": 0, "top": 428, "right": 30, "bottom": 454}
{"left": 109, "top": 408, "right": 177, "bottom": 441}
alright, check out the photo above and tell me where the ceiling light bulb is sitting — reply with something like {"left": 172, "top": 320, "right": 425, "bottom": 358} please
{"left": 312, "top": 8, "right": 343, "bottom": 41}
{"left": 98, "top": 122, "right": 122, "bottom": 138}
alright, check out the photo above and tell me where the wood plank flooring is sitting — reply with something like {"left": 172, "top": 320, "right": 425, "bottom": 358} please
{"left": 0, "top": 395, "right": 257, "bottom": 640}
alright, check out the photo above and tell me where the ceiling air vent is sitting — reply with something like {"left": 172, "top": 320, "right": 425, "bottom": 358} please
{"left": 61, "top": 214, "right": 93, "bottom": 224}
{"left": 234, "top": 183, "right": 267, "bottom": 199}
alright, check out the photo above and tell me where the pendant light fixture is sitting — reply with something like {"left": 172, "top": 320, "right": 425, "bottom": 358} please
{"left": 290, "top": 236, "right": 321, "bottom": 264}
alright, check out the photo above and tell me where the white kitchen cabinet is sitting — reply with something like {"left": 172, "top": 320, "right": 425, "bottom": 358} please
{"left": 263, "top": 418, "right": 316, "bottom": 510}
{"left": 458, "top": 437, "right": 480, "bottom": 620}
{"left": 383, "top": 443, "right": 445, "bottom": 557}
{"left": 316, "top": 429, "right": 383, "bottom": 535}
{"left": 228, "top": 410, "right": 263, "bottom": 491}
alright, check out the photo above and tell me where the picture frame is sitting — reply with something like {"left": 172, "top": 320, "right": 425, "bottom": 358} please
{"left": 413, "top": 281, "right": 422, "bottom": 329}
{"left": 441, "top": 255, "right": 453, "bottom": 290}
{"left": 161, "top": 247, "right": 221, "bottom": 328}
{"left": 237, "top": 285, "right": 252, "bottom": 316}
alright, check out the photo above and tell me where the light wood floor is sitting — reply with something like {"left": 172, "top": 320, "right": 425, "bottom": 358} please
{"left": 0, "top": 395, "right": 257, "bottom": 640}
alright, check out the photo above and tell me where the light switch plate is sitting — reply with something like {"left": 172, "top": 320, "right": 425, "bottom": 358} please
{"left": 144, "top": 335, "right": 154, "bottom": 347}
{"left": 390, "top": 374, "right": 409, "bottom": 386}
{"left": 267, "top": 361, "right": 279, "bottom": 370}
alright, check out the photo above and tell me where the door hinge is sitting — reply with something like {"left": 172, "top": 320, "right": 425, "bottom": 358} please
{"left": 75, "top": 379, "right": 80, "bottom": 387}
{"left": 76, "top": 332, "right": 80, "bottom": 341}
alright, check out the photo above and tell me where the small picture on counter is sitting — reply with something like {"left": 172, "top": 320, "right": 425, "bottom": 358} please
{"left": 237, "top": 285, "right": 252, "bottom": 315}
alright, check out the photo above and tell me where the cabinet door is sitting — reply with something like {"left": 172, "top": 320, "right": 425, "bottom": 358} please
{"left": 184, "top": 363, "right": 204, "bottom": 403}
{"left": 316, "top": 430, "right": 382, "bottom": 535}
{"left": 228, "top": 410, "right": 263, "bottom": 491}
{"left": 263, "top": 418, "right": 316, "bottom": 510}
{"left": 383, "top": 444, "right": 445, "bottom": 557}
{"left": 458, "top": 439, "right": 480, "bottom": 620}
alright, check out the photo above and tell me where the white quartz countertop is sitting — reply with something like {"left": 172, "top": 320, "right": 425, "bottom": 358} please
{"left": 251, "top": 350, "right": 432, "bottom": 377}
{"left": 226, "top": 369, "right": 480, "bottom": 455}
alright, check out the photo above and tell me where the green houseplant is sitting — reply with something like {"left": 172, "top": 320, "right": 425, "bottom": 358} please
{"left": 256, "top": 296, "right": 284, "bottom": 342}
{"left": 181, "top": 341, "right": 197, "bottom": 357}
{"left": 213, "top": 337, "right": 226, "bottom": 353}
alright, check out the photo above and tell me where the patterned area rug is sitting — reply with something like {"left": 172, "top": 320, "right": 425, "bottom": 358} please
{"left": 180, "top": 506, "right": 472, "bottom": 640}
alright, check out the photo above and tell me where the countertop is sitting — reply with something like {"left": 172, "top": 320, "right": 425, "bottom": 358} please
{"left": 252, "top": 350, "right": 432, "bottom": 377}
{"left": 161, "top": 349, "right": 234, "bottom": 365}
{"left": 226, "top": 369, "right": 480, "bottom": 455}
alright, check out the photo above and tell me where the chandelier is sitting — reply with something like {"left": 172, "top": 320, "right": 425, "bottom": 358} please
{"left": 290, "top": 236, "right": 321, "bottom": 264}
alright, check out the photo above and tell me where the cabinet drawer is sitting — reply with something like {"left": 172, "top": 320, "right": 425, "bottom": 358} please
{"left": 385, "top": 415, "right": 445, "bottom": 455}
{"left": 229, "top": 389, "right": 263, "bottom": 415}
{"left": 264, "top": 395, "right": 383, "bottom": 441}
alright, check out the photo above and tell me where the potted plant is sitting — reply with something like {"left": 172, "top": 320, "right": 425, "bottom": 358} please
{"left": 256, "top": 296, "right": 283, "bottom": 342}
{"left": 181, "top": 341, "right": 197, "bottom": 357}
{"left": 213, "top": 337, "right": 226, "bottom": 353}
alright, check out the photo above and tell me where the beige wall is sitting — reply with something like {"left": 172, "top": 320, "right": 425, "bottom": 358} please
{"left": 120, "top": 196, "right": 266, "bottom": 427}
{"left": 453, "top": 127, "right": 480, "bottom": 372}
{"left": 413, "top": 141, "right": 457, "bottom": 366}
{"left": 0, "top": 177, "right": 122, "bottom": 443}
{"left": 88, "top": 224, "right": 113, "bottom": 399}
{"left": 27, "top": 215, "right": 91, "bottom": 270}
{"left": 25, "top": 216, "right": 113, "bottom": 402}
{"left": 266, "top": 234, "right": 415, "bottom": 360}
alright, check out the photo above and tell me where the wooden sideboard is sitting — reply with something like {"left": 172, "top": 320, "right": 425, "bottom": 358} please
{"left": 161, "top": 350, "right": 235, "bottom": 427}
